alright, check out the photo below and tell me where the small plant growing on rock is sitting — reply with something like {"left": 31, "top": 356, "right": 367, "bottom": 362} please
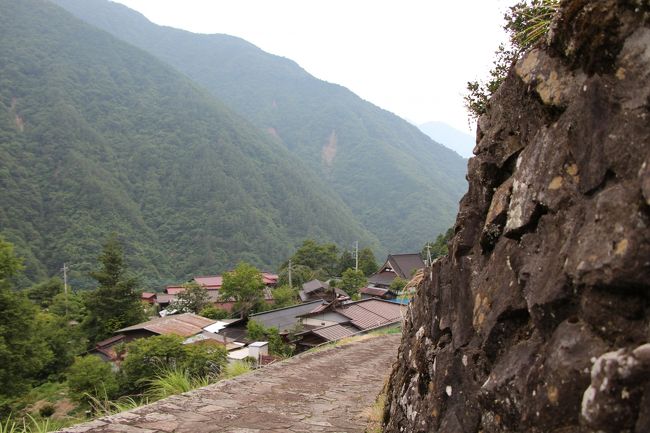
{"left": 465, "top": 0, "right": 560, "bottom": 119}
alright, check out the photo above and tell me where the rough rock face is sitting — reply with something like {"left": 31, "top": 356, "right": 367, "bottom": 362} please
{"left": 383, "top": 1, "right": 650, "bottom": 432}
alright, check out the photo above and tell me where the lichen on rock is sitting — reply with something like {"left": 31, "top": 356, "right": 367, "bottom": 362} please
{"left": 382, "top": 1, "right": 650, "bottom": 432}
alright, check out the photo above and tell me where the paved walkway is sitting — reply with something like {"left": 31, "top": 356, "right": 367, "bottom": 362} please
{"left": 60, "top": 334, "right": 400, "bottom": 433}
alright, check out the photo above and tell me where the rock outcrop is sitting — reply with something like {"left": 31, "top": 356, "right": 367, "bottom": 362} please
{"left": 383, "top": 1, "right": 650, "bottom": 432}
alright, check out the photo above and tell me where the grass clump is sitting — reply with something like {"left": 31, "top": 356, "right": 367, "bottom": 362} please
{"left": 144, "top": 367, "right": 213, "bottom": 400}
{"left": 218, "top": 361, "right": 253, "bottom": 380}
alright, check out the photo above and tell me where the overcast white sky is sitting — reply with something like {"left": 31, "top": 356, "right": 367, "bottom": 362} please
{"left": 113, "top": 0, "right": 511, "bottom": 133}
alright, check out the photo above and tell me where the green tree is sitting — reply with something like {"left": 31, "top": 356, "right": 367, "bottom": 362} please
{"left": 277, "top": 264, "right": 324, "bottom": 288}
{"left": 119, "top": 335, "right": 186, "bottom": 394}
{"left": 119, "top": 334, "right": 226, "bottom": 394}
{"left": 339, "top": 269, "right": 367, "bottom": 297}
{"left": 83, "top": 235, "right": 146, "bottom": 344}
{"left": 67, "top": 355, "right": 118, "bottom": 403}
{"left": 169, "top": 282, "right": 210, "bottom": 314}
{"left": 220, "top": 262, "right": 265, "bottom": 318}
{"left": 338, "top": 250, "right": 355, "bottom": 275}
{"left": 0, "top": 238, "right": 52, "bottom": 401}
{"left": 36, "top": 312, "right": 87, "bottom": 379}
{"left": 182, "top": 344, "right": 228, "bottom": 378}
{"left": 271, "top": 285, "right": 299, "bottom": 309}
{"left": 246, "top": 320, "right": 294, "bottom": 357}
{"left": 199, "top": 305, "right": 229, "bottom": 320}
{"left": 389, "top": 277, "right": 408, "bottom": 293}
{"left": 26, "top": 277, "right": 63, "bottom": 309}
{"left": 289, "top": 240, "right": 339, "bottom": 276}
{"left": 358, "top": 247, "right": 378, "bottom": 276}
{"left": 49, "top": 291, "right": 87, "bottom": 323}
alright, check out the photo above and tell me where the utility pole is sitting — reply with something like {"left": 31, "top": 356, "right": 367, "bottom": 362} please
{"left": 288, "top": 259, "right": 293, "bottom": 289}
{"left": 355, "top": 241, "right": 359, "bottom": 271}
{"left": 425, "top": 244, "right": 433, "bottom": 267}
{"left": 61, "top": 263, "right": 69, "bottom": 318}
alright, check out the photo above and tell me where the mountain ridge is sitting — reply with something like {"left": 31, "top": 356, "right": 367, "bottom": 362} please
{"left": 53, "top": 0, "right": 469, "bottom": 253}
{"left": 0, "top": 0, "right": 379, "bottom": 288}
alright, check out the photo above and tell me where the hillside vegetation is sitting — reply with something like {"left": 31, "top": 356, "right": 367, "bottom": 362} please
{"left": 53, "top": 0, "right": 468, "bottom": 253}
{"left": 0, "top": 0, "right": 379, "bottom": 287}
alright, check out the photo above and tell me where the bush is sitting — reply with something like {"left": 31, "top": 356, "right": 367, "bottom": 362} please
{"left": 199, "top": 306, "right": 229, "bottom": 320}
{"left": 67, "top": 355, "right": 118, "bottom": 403}
{"left": 119, "top": 335, "right": 227, "bottom": 394}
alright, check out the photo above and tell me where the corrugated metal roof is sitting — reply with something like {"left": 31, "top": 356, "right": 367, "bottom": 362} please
{"left": 116, "top": 313, "right": 217, "bottom": 337}
{"left": 336, "top": 299, "right": 402, "bottom": 330}
{"left": 194, "top": 275, "right": 223, "bottom": 288}
{"left": 165, "top": 286, "right": 186, "bottom": 295}
{"left": 249, "top": 300, "right": 324, "bottom": 332}
{"left": 302, "top": 279, "right": 328, "bottom": 293}
{"left": 312, "top": 323, "right": 357, "bottom": 341}
{"left": 360, "top": 286, "right": 390, "bottom": 297}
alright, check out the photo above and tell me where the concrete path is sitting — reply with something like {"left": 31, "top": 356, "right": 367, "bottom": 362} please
{"left": 60, "top": 334, "right": 400, "bottom": 433}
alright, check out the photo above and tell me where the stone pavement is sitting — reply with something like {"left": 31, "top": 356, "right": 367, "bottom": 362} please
{"left": 59, "top": 334, "right": 400, "bottom": 433}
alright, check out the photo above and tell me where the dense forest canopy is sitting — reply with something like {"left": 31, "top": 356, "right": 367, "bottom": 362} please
{"left": 52, "top": 0, "right": 468, "bottom": 254}
{"left": 0, "top": 0, "right": 381, "bottom": 288}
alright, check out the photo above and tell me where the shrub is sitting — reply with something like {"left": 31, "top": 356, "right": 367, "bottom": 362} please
{"left": 119, "top": 335, "right": 227, "bottom": 394}
{"left": 199, "top": 306, "right": 229, "bottom": 320}
{"left": 66, "top": 355, "right": 118, "bottom": 403}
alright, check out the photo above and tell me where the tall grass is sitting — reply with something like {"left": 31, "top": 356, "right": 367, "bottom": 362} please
{"left": 218, "top": 361, "right": 252, "bottom": 380}
{"left": 0, "top": 415, "right": 70, "bottom": 433}
{"left": 144, "top": 367, "right": 213, "bottom": 400}
{"left": 85, "top": 393, "right": 145, "bottom": 417}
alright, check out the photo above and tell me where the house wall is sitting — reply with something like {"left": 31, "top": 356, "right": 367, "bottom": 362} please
{"left": 303, "top": 311, "right": 349, "bottom": 325}
{"left": 301, "top": 318, "right": 341, "bottom": 328}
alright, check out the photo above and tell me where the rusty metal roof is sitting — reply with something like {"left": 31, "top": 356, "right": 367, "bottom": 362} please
{"left": 116, "top": 313, "right": 217, "bottom": 337}
{"left": 336, "top": 299, "right": 403, "bottom": 330}
{"left": 311, "top": 323, "right": 357, "bottom": 341}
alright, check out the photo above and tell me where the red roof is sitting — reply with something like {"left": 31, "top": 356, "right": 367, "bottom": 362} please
{"left": 116, "top": 313, "right": 217, "bottom": 337}
{"left": 194, "top": 275, "right": 223, "bottom": 289}
{"left": 141, "top": 292, "right": 156, "bottom": 299}
{"left": 262, "top": 272, "right": 279, "bottom": 285}
{"left": 165, "top": 286, "right": 186, "bottom": 295}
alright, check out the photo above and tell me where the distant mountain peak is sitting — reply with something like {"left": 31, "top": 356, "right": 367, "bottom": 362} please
{"left": 418, "top": 121, "right": 475, "bottom": 159}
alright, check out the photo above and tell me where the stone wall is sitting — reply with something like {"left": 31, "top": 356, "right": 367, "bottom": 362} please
{"left": 383, "top": 1, "right": 650, "bottom": 432}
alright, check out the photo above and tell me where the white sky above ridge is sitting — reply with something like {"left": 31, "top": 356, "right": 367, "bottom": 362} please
{"left": 112, "top": 0, "right": 512, "bottom": 133}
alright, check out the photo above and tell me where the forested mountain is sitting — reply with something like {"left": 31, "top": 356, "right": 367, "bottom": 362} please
{"left": 52, "top": 0, "right": 469, "bottom": 253}
{"left": 0, "top": 0, "right": 380, "bottom": 288}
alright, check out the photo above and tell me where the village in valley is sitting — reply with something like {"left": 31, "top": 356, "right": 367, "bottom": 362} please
{"left": 91, "top": 248, "right": 428, "bottom": 368}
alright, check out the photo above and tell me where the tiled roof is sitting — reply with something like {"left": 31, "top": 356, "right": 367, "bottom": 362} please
{"left": 335, "top": 299, "right": 403, "bottom": 330}
{"left": 262, "top": 273, "right": 279, "bottom": 285}
{"left": 360, "top": 286, "right": 390, "bottom": 297}
{"left": 368, "top": 272, "right": 397, "bottom": 286}
{"left": 302, "top": 279, "right": 328, "bottom": 293}
{"left": 194, "top": 276, "right": 223, "bottom": 288}
{"left": 249, "top": 300, "right": 325, "bottom": 333}
{"left": 156, "top": 293, "right": 177, "bottom": 304}
{"left": 165, "top": 286, "right": 186, "bottom": 295}
{"left": 311, "top": 323, "right": 357, "bottom": 341}
{"left": 387, "top": 254, "right": 425, "bottom": 279}
{"left": 116, "top": 313, "right": 217, "bottom": 337}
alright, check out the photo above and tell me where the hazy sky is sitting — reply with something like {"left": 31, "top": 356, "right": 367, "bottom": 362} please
{"left": 112, "top": 0, "right": 511, "bottom": 133}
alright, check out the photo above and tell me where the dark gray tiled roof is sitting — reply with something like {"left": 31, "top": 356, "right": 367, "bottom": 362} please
{"left": 249, "top": 300, "right": 325, "bottom": 333}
